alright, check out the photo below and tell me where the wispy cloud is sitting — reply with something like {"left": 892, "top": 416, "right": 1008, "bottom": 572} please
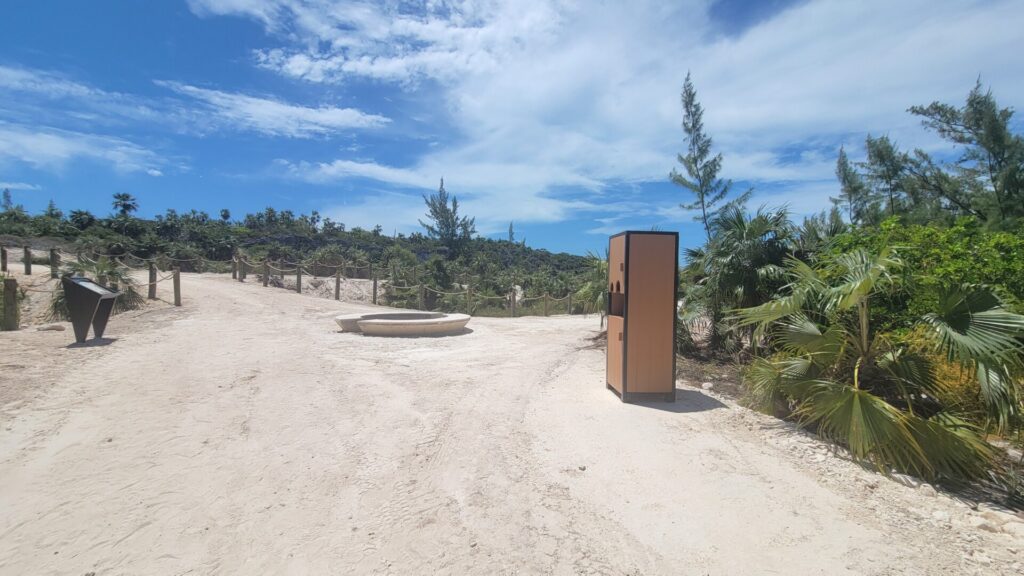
{"left": 0, "top": 123, "right": 164, "bottom": 174}
{"left": 156, "top": 81, "right": 390, "bottom": 137}
{"left": 0, "top": 66, "right": 103, "bottom": 100}
{"left": 0, "top": 65, "right": 386, "bottom": 141}
{"left": 0, "top": 181, "right": 41, "bottom": 191}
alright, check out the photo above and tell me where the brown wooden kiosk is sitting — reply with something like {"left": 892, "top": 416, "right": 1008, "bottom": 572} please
{"left": 606, "top": 231, "right": 678, "bottom": 402}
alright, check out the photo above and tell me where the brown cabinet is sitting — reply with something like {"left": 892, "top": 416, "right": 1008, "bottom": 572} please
{"left": 606, "top": 231, "right": 678, "bottom": 402}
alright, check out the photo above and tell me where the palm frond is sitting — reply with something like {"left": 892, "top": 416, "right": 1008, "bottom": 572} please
{"left": 877, "top": 348, "right": 944, "bottom": 398}
{"left": 920, "top": 283, "right": 1024, "bottom": 367}
{"left": 775, "top": 314, "right": 844, "bottom": 362}
{"left": 906, "top": 414, "right": 999, "bottom": 482}
{"left": 827, "top": 247, "right": 902, "bottom": 311}
{"left": 975, "top": 362, "right": 1019, "bottom": 431}
{"left": 793, "top": 381, "right": 928, "bottom": 474}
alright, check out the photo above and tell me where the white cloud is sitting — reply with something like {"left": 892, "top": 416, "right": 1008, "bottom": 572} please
{"left": 0, "top": 181, "right": 41, "bottom": 191}
{"left": 0, "top": 65, "right": 168, "bottom": 129}
{"left": 321, "top": 191, "right": 428, "bottom": 235}
{"left": 0, "top": 66, "right": 102, "bottom": 100}
{"left": 156, "top": 81, "right": 389, "bottom": 137}
{"left": 283, "top": 157, "right": 599, "bottom": 232}
{"left": 0, "top": 65, "right": 385, "bottom": 142}
{"left": 193, "top": 0, "right": 1023, "bottom": 232}
{"left": 0, "top": 123, "right": 164, "bottom": 174}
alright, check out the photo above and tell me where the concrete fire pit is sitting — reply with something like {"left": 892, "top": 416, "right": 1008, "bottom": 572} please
{"left": 335, "top": 312, "right": 471, "bottom": 336}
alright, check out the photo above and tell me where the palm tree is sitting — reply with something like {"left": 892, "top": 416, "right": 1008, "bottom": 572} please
{"left": 112, "top": 193, "right": 138, "bottom": 217}
{"left": 735, "top": 248, "right": 1024, "bottom": 482}
{"left": 684, "top": 205, "right": 792, "bottom": 351}
{"left": 574, "top": 250, "right": 608, "bottom": 327}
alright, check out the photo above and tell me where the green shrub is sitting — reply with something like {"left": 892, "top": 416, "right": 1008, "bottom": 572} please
{"left": 829, "top": 217, "right": 1024, "bottom": 323}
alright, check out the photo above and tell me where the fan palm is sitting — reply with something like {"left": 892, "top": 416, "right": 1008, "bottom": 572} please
{"left": 735, "top": 247, "right": 1024, "bottom": 482}
{"left": 685, "top": 205, "right": 792, "bottom": 350}
{"left": 574, "top": 250, "right": 608, "bottom": 327}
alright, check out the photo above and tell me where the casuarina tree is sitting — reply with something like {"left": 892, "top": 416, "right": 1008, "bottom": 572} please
{"left": 671, "top": 72, "right": 749, "bottom": 241}
{"left": 419, "top": 178, "right": 476, "bottom": 257}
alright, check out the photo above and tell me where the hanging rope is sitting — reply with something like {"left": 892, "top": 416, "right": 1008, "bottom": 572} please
{"left": 423, "top": 286, "right": 469, "bottom": 296}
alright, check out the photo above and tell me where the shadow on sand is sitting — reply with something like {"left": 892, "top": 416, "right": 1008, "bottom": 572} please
{"left": 632, "top": 388, "right": 727, "bottom": 413}
{"left": 66, "top": 337, "right": 118, "bottom": 349}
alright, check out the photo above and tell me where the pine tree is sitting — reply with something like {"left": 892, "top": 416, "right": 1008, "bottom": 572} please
{"left": 44, "top": 199, "right": 63, "bottom": 220}
{"left": 909, "top": 80, "right": 1024, "bottom": 225}
{"left": 671, "top": 72, "right": 749, "bottom": 241}
{"left": 862, "top": 135, "right": 909, "bottom": 217}
{"left": 419, "top": 178, "right": 476, "bottom": 257}
{"left": 831, "top": 146, "right": 870, "bottom": 224}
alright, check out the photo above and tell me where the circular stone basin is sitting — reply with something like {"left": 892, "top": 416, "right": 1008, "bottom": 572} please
{"left": 335, "top": 311, "right": 471, "bottom": 336}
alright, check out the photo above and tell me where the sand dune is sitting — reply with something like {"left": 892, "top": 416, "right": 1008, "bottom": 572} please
{"left": 1, "top": 272, "right": 1021, "bottom": 575}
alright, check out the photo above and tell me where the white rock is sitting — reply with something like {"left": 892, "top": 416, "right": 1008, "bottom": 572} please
{"left": 981, "top": 510, "right": 1012, "bottom": 526}
{"left": 1003, "top": 522, "right": 1024, "bottom": 539}
{"left": 966, "top": 512, "right": 999, "bottom": 532}
{"left": 931, "top": 510, "right": 950, "bottom": 522}
{"left": 918, "top": 484, "right": 938, "bottom": 497}
{"left": 892, "top": 473, "right": 921, "bottom": 488}
{"left": 36, "top": 323, "right": 65, "bottom": 331}
{"left": 701, "top": 382, "right": 714, "bottom": 390}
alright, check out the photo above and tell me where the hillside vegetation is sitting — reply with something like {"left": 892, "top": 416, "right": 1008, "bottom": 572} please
{"left": 0, "top": 184, "right": 592, "bottom": 308}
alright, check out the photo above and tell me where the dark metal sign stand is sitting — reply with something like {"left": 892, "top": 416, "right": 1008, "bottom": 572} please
{"left": 62, "top": 276, "right": 120, "bottom": 343}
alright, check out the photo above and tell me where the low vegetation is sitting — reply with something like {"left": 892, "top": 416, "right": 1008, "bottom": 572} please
{"left": 676, "top": 78, "right": 1024, "bottom": 492}
{"left": 0, "top": 182, "right": 591, "bottom": 309}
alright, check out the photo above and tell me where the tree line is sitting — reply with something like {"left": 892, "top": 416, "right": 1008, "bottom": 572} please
{"left": 0, "top": 182, "right": 589, "bottom": 308}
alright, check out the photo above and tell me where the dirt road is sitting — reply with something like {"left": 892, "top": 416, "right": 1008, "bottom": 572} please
{"left": 1, "top": 273, "right": 1021, "bottom": 574}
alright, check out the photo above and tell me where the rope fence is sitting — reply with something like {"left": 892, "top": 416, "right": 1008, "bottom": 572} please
{"left": 2, "top": 243, "right": 589, "bottom": 330}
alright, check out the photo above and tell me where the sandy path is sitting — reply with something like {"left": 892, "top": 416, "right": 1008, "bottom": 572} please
{"left": 1, "top": 273, "right": 1021, "bottom": 575}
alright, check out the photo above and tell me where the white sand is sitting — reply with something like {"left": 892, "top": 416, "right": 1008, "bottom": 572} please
{"left": 1, "top": 272, "right": 1021, "bottom": 575}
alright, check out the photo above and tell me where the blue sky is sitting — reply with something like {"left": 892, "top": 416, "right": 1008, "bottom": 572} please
{"left": 1, "top": 0, "right": 1021, "bottom": 255}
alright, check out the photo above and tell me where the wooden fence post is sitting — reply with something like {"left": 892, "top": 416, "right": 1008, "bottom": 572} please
{"left": 296, "top": 268, "right": 302, "bottom": 293}
{"left": 263, "top": 262, "right": 269, "bottom": 287}
{"left": 173, "top": 267, "right": 181, "bottom": 307}
{"left": 419, "top": 284, "right": 426, "bottom": 311}
{"left": 231, "top": 258, "right": 237, "bottom": 280}
{"left": 567, "top": 292, "right": 573, "bottom": 315}
{"left": 49, "top": 249, "right": 59, "bottom": 279}
{"left": 372, "top": 275, "right": 378, "bottom": 305}
{"left": 0, "top": 247, "right": 6, "bottom": 272}
{"left": 510, "top": 287, "right": 516, "bottom": 318}
{"left": 148, "top": 262, "right": 157, "bottom": 300}
{"left": 543, "top": 294, "right": 549, "bottom": 317}
{"left": 335, "top": 270, "right": 341, "bottom": 300}
{"left": 23, "top": 247, "right": 31, "bottom": 275}
{"left": 2, "top": 278, "right": 18, "bottom": 331}
{"left": 466, "top": 285, "right": 472, "bottom": 314}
